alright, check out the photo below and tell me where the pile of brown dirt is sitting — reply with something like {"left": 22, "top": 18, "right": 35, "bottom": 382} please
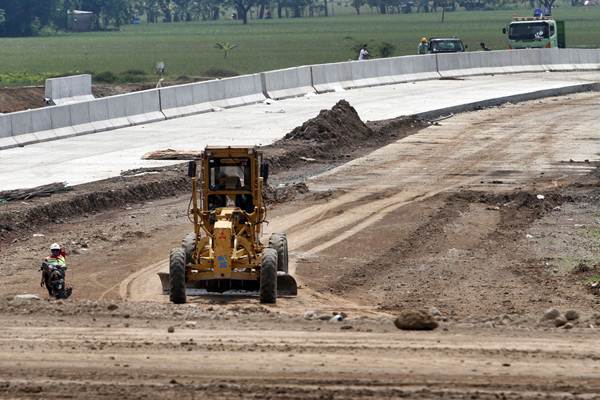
{"left": 0, "top": 87, "right": 45, "bottom": 113}
{"left": 264, "top": 100, "right": 427, "bottom": 174}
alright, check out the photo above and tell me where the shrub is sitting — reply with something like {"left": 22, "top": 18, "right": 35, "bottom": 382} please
{"left": 94, "top": 71, "right": 117, "bottom": 83}
{"left": 204, "top": 67, "right": 238, "bottom": 78}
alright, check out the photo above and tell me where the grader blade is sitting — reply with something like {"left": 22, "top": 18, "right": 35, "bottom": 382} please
{"left": 277, "top": 272, "right": 298, "bottom": 296}
{"left": 158, "top": 272, "right": 170, "bottom": 294}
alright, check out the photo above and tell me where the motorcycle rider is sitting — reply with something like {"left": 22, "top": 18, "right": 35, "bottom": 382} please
{"left": 40, "top": 243, "right": 67, "bottom": 294}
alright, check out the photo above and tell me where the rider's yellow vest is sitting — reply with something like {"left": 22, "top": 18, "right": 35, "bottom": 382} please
{"left": 45, "top": 255, "right": 66, "bottom": 268}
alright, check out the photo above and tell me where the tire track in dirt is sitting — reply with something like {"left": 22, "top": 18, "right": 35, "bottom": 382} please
{"left": 119, "top": 94, "right": 600, "bottom": 315}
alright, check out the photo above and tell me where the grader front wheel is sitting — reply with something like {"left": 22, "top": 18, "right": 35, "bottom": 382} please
{"left": 169, "top": 248, "right": 187, "bottom": 304}
{"left": 260, "top": 248, "right": 278, "bottom": 304}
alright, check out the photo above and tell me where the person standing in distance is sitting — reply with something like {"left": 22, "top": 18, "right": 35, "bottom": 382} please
{"left": 418, "top": 37, "right": 429, "bottom": 54}
{"left": 358, "top": 44, "right": 369, "bottom": 61}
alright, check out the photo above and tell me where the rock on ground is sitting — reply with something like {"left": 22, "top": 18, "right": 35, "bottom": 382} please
{"left": 565, "top": 310, "right": 580, "bottom": 321}
{"left": 542, "top": 308, "right": 561, "bottom": 320}
{"left": 394, "top": 310, "right": 438, "bottom": 331}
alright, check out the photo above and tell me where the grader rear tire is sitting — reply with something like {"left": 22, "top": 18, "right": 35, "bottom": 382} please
{"left": 260, "top": 248, "right": 278, "bottom": 304}
{"left": 269, "top": 233, "right": 288, "bottom": 273}
{"left": 169, "top": 248, "right": 187, "bottom": 304}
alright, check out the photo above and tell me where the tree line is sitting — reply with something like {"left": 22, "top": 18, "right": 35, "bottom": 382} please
{"left": 0, "top": 0, "right": 561, "bottom": 36}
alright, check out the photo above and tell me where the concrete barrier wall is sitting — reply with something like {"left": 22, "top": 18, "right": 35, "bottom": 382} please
{"left": 45, "top": 74, "right": 94, "bottom": 105}
{"left": 209, "top": 74, "right": 266, "bottom": 108}
{"left": 437, "top": 49, "right": 549, "bottom": 77}
{"left": 262, "top": 66, "right": 315, "bottom": 99}
{"left": 0, "top": 114, "right": 12, "bottom": 138}
{"left": 160, "top": 83, "right": 211, "bottom": 119}
{"left": 575, "top": 49, "right": 600, "bottom": 69}
{"left": 388, "top": 54, "right": 440, "bottom": 83}
{"left": 311, "top": 62, "right": 353, "bottom": 93}
{"left": 101, "top": 89, "right": 165, "bottom": 127}
{"left": 350, "top": 59, "right": 390, "bottom": 88}
{"left": 3, "top": 48, "right": 600, "bottom": 149}
{"left": 160, "top": 75, "right": 264, "bottom": 118}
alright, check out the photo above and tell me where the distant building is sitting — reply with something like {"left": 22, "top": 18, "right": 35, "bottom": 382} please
{"left": 68, "top": 10, "right": 94, "bottom": 32}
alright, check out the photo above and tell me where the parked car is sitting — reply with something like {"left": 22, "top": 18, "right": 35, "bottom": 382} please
{"left": 428, "top": 37, "right": 466, "bottom": 53}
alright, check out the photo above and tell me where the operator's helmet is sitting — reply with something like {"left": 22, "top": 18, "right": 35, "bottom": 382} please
{"left": 50, "top": 243, "right": 61, "bottom": 251}
{"left": 421, "top": 37, "right": 428, "bottom": 43}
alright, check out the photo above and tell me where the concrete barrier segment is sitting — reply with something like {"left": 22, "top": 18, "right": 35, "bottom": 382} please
{"left": 568, "top": 48, "right": 600, "bottom": 71}
{"left": 511, "top": 49, "right": 546, "bottom": 73}
{"left": 262, "top": 66, "right": 316, "bottom": 99}
{"left": 209, "top": 74, "right": 266, "bottom": 109}
{"left": 106, "top": 94, "right": 132, "bottom": 129}
{"left": 436, "top": 51, "right": 507, "bottom": 77}
{"left": 121, "top": 92, "right": 145, "bottom": 125}
{"left": 88, "top": 98, "right": 112, "bottom": 132}
{"left": 160, "top": 83, "right": 211, "bottom": 118}
{"left": 124, "top": 89, "right": 165, "bottom": 125}
{"left": 388, "top": 54, "right": 440, "bottom": 82}
{"left": 45, "top": 74, "right": 94, "bottom": 105}
{"left": 68, "top": 102, "right": 95, "bottom": 136}
{"left": 437, "top": 52, "right": 475, "bottom": 77}
{"left": 311, "top": 62, "right": 353, "bottom": 93}
{"left": 47, "top": 104, "right": 76, "bottom": 139}
{"left": 349, "top": 59, "right": 385, "bottom": 88}
{"left": 190, "top": 81, "right": 214, "bottom": 114}
{"left": 0, "top": 113, "right": 12, "bottom": 138}
{"left": 10, "top": 110, "right": 34, "bottom": 137}
{"left": 28, "top": 108, "right": 57, "bottom": 142}
{"left": 543, "top": 48, "right": 573, "bottom": 72}
{"left": 139, "top": 89, "right": 166, "bottom": 124}
{"left": 161, "top": 84, "right": 194, "bottom": 119}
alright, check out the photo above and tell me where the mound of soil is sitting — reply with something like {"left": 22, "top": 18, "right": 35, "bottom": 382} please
{"left": 0, "top": 87, "right": 45, "bottom": 113}
{"left": 264, "top": 100, "right": 428, "bottom": 175}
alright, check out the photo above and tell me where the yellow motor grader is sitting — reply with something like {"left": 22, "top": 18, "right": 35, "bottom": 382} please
{"left": 165, "top": 146, "right": 297, "bottom": 304}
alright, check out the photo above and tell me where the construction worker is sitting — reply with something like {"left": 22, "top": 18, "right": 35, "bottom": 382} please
{"left": 358, "top": 44, "right": 369, "bottom": 61}
{"left": 418, "top": 37, "right": 429, "bottom": 54}
{"left": 46, "top": 243, "right": 66, "bottom": 266}
{"left": 41, "top": 243, "right": 67, "bottom": 291}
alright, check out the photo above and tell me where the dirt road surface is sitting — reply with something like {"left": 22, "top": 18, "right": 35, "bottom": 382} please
{"left": 2, "top": 93, "right": 600, "bottom": 399}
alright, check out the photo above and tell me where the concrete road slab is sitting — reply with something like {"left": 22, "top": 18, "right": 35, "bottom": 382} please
{"left": 1, "top": 71, "right": 599, "bottom": 191}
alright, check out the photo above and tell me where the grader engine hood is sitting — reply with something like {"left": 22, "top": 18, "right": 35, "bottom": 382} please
{"left": 213, "top": 220, "right": 233, "bottom": 278}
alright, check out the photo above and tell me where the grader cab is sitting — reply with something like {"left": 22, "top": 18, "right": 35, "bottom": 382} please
{"left": 166, "top": 146, "right": 297, "bottom": 304}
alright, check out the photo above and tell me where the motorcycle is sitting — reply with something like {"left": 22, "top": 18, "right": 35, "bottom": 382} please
{"left": 40, "top": 262, "right": 72, "bottom": 299}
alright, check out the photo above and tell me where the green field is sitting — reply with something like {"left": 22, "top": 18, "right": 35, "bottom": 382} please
{"left": 1, "top": 7, "right": 600, "bottom": 85}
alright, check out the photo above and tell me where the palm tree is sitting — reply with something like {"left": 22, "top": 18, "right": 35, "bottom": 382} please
{"left": 214, "top": 42, "right": 239, "bottom": 59}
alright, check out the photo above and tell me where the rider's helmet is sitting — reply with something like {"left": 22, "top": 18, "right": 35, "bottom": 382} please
{"left": 50, "top": 243, "right": 61, "bottom": 256}
{"left": 421, "top": 37, "right": 428, "bottom": 44}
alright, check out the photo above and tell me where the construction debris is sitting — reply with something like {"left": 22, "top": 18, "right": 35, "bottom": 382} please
{"left": 0, "top": 182, "right": 70, "bottom": 202}
{"left": 142, "top": 149, "right": 203, "bottom": 160}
